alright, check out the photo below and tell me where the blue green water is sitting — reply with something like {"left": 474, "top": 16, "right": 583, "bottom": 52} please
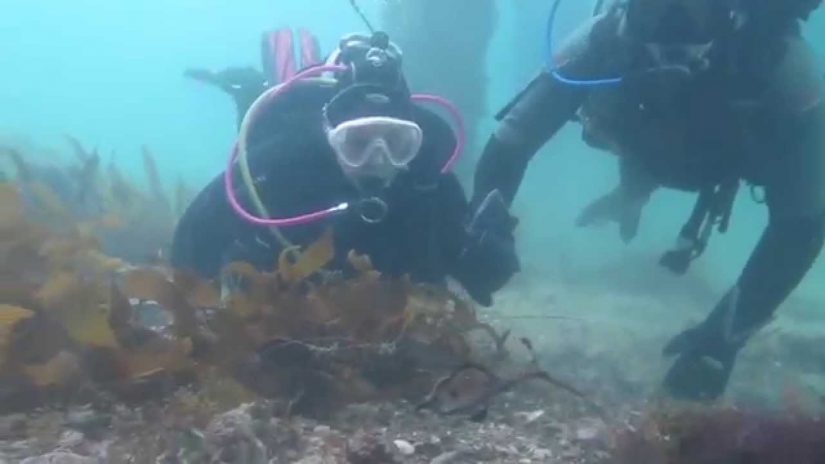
{"left": 1, "top": 0, "right": 823, "bottom": 303}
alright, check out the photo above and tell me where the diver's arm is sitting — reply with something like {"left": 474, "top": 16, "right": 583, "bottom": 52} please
{"left": 473, "top": 69, "right": 589, "bottom": 207}
{"left": 730, "top": 32, "right": 825, "bottom": 327}
{"left": 443, "top": 181, "right": 520, "bottom": 306}
{"left": 473, "top": 6, "right": 630, "bottom": 207}
{"left": 734, "top": 102, "right": 825, "bottom": 330}
{"left": 661, "top": 210, "right": 824, "bottom": 400}
{"left": 661, "top": 103, "right": 825, "bottom": 400}
{"left": 733, "top": 212, "right": 824, "bottom": 330}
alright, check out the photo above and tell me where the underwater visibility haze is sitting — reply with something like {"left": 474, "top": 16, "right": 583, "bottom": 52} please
{"left": 1, "top": 0, "right": 825, "bottom": 462}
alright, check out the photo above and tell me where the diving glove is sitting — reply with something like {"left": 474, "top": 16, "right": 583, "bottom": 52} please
{"left": 456, "top": 189, "right": 520, "bottom": 307}
{"left": 661, "top": 322, "right": 739, "bottom": 401}
{"left": 661, "top": 286, "right": 766, "bottom": 401}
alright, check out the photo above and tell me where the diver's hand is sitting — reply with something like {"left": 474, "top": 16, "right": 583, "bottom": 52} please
{"left": 455, "top": 190, "right": 520, "bottom": 307}
{"left": 661, "top": 320, "right": 739, "bottom": 401}
{"left": 576, "top": 188, "right": 643, "bottom": 243}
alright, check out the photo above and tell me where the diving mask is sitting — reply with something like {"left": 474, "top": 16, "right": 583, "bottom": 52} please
{"left": 325, "top": 114, "right": 423, "bottom": 224}
{"left": 327, "top": 116, "right": 423, "bottom": 168}
{"left": 323, "top": 81, "right": 422, "bottom": 180}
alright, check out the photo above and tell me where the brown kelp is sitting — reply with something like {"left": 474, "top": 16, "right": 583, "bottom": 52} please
{"left": 3, "top": 137, "right": 184, "bottom": 263}
{"left": 1, "top": 161, "right": 581, "bottom": 420}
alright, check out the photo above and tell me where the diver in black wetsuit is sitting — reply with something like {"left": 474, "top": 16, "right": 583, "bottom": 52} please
{"left": 472, "top": 0, "right": 824, "bottom": 400}
{"left": 172, "top": 32, "right": 519, "bottom": 307}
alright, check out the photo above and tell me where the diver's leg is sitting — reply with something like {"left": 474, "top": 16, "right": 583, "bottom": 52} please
{"left": 472, "top": 71, "right": 588, "bottom": 208}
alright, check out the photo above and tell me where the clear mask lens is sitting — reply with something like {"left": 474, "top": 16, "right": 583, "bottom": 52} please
{"left": 327, "top": 116, "right": 423, "bottom": 168}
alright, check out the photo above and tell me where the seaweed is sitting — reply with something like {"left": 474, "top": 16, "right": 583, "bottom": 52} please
{"left": 174, "top": 175, "right": 193, "bottom": 222}
{"left": 2, "top": 166, "right": 571, "bottom": 418}
{"left": 141, "top": 144, "right": 171, "bottom": 214}
{"left": 416, "top": 335, "right": 600, "bottom": 422}
{"left": 2, "top": 135, "right": 597, "bottom": 432}
{"left": 612, "top": 404, "right": 825, "bottom": 464}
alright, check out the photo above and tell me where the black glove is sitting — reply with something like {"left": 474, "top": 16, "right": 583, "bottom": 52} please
{"left": 661, "top": 288, "right": 757, "bottom": 401}
{"left": 454, "top": 190, "right": 520, "bottom": 306}
{"left": 661, "top": 324, "right": 739, "bottom": 401}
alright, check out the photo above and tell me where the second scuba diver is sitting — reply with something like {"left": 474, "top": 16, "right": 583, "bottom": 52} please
{"left": 471, "top": 0, "right": 824, "bottom": 401}
{"left": 172, "top": 32, "right": 520, "bottom": 307}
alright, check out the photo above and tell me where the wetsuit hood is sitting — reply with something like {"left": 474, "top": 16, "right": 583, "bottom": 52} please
{"left": 331, "top": 31, "right": 411, "bottom": 97}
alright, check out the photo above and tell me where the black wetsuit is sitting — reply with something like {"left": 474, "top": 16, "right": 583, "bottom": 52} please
{"left": 172, "top": 79, "right": 503, "bottom": 301}
{"left": 472, "top": 8, "right": 825, "bottom": 400}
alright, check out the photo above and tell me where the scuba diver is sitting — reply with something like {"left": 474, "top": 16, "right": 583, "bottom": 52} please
{"left": 184, "top": 28, "right": 323, "bottom": 129}
{"left": 471, "top": 0, "right": 824, "bottom": 400}
{"left": 172, "top": 31, "right": 520, "bottom": 307}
